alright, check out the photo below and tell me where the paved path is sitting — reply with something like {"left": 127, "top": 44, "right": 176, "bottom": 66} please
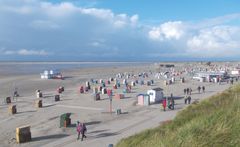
{"left": 44, "top": 84, "right": 230, "bottom": 147}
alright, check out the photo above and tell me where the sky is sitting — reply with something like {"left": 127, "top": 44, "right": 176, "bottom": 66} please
{"left": 0, "top": 0, "right": 240, "bottom": 61}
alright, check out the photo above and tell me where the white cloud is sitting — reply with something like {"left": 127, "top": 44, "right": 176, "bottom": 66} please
{"left": 187, "top": 26, "right": 240, "bottom": 57}
{"left": 1, "top": 0, "right": 240, "bottom": 60}
{"left": 148, "top": 21, "right": 185, "bottom": 40}
{"left": 2, "top": 49, "right": 49, "bottom": 56}
{"left": 30, "top": 20, "right": 60, "bottom": 29}
{"left": 41, "top": 2, "right": 78, "bottom": 18}
{"left": 130, "top": 14, "right": 139, "bottom": 25}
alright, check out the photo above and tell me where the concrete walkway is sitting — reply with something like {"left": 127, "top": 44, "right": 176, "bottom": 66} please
{"left": 44, "top": 84, "right": 230, "bottom": 147}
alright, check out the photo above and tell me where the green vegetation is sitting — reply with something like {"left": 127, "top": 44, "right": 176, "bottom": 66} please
{"left": 117, "top": 85, "right": 240, "bottom": 147}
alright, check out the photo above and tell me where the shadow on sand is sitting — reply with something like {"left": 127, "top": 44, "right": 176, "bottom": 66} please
{"left": 85, "top": 121, "right": 101, "bottom": 126}
{"left": 31, "top": 134, "right": 69, "bottom": 142}
{"left": 43, "top": 104, "right": 56, "bottom": 108}
{"left": 89, "top": 129, "right": 109, "bottom": 134}
{"left": 95, "top": 132, "right": 118, "bottom": 138}
{"left": 17, "top": 110, "right": 37, "bottom": 114}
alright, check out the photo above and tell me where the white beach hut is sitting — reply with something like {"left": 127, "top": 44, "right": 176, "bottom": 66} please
{"left": 147, "top": 87, "right": 164, "bottom": 103}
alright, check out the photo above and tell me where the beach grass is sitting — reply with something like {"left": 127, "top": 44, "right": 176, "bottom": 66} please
{"left": 116, "top": 85, "right": 240, "bottom": 147}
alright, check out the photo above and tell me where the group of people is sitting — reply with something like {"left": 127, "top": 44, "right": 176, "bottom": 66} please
{"left": 76, "top": 121, "right": 87, "bottom": 141}
{"left": 197, "top": 86, "right": 205, "bottom": 93}
{"left": 184, "top": 95, "right": 191, "bottom": 104}
{"left": 183, "top": 88, "right": 192, "bottom": 95}
{"left": 162, "top": 97, "right": 175, "bottom": 111}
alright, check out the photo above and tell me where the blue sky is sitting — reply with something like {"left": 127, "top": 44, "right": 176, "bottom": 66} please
{"left": 0, "top": 0, "right": 240, "bottom": 61}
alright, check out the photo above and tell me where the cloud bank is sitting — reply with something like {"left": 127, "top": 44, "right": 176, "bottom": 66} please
{"left": 0, "top": 0, "right": 240, "bottom": 61}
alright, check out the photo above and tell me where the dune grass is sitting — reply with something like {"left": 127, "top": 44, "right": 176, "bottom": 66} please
{"left": 116, "top": 85, "right": 240, "bottom": 147}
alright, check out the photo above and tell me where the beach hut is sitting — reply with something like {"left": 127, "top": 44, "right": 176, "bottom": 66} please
{"left": 57, "top": 86, "right": 64, "bottom": 93}
{"left": 57, "top": 88, "right": 62, "bottom": 94}
{"left": 102, "top": 88, "right": 107, "bottom": 94}
{"left": 117, "top": 82, "right": 121, "bottom": 88}
{"left": 55, "top": 95, "right": 60, "bottom": 101}
{"left": 115, "top": 94, "right": 124, "bottom": 99}
{"left": 93, "top": 87, "right": 98, "bottom": 94}
{"left": 16, "top": 126, "right": 31, "bottom": 143}
{"left": 113, "top": 84, "right": 117, "bottom": 89}
{"left": 131, "top": 81, "right": 135, "bottom": 87}
{"left": 147, "top": 88, "right": 164, "bottom": 103}
{"left": 123, "top": 79, "right": 127, "bottom": 85}
{"left": 106, "top": 80, "right": 110, "bottom": 85}
{"left": 147, "top": 81, "right": 151, "bottom": 86}
{"left": 123, "top": 88, "right": 130, "bottom": 93}
{"left": 84, "top": 86, "right": 89, "bottom": 92}
{"left": 98, "top": 86, "right": 102, "bottom": 92}
{"left": 137, "top": 94, "right": 150, "bottom": 106}
{"left": 116, "top": 109, "right": 121, "bottom": 115}
{"left": 35, "top": 100, "right": 42, "bottom": 108}
{"left": 93, "top": 93, "right": 100, "bottom": 101}
{"left": 60, "top": 113, "right": 71, "bottom": 128}
{"left": 135, "top": 80, "right": 139, "bottom": 84}
{"left": 6, "top": 97, "right": 11, "bottom": 104}
{"left": 231, "top": 70, "right": 240, "bottom": 75}
{"left": 181, "top": 77, "right": 185, "bottom": 83}
{"left": 8, "top": 105, "right": 17, "bottom": 114}
{"left": 151, "top": 80, "right": 154, "bottom": 84}
{"left": 40, "top": 70, "right": 63, "bottom": 79}
{"left": 107, "top": 89, "right": 113, "bottom": 96}
{"left": 79, "top": 86, "right": 84, "bottom": 93}
{"left": 36, "top": 90, "right": 42, "bottom": 98}
{"left": 102, "top": 82, "right": 106, "bottom": 87}
{"left": 199, "top": 77, "right": 206, "bottom": 82}
{"left": 109, "top": 77, "right": 114, "bottom": 82}
{"left": 86, "top": 81, "right": 90, "bottom": 89}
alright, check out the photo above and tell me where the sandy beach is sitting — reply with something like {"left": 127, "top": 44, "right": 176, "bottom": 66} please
{"left": 0, "top": 62, "right": 235, "bottom": 147}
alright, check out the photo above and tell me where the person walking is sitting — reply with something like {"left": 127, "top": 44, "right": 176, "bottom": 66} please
{"left": 81, "top": 122, "right": 87, "bottom": 141}
{"left": 186, "top": 88, "right": 189, "bottom": 95}
{"left": 197, "top": 86, "right": 201, "bottom": 93}
{"left": 184, "top": 95, "right": 188, "bottom": 104}
{"left": 202, "top": 86, "right": 205, "bottom": 93}
{"left": 162, "top": 98, "right": 167, "bottom": 111}
{"left": 76, "top": 121, "right": 81, "bottom": 140}
{"left": 170, "top": 98, "right": 175, "bottom": 110}
{"left": 188, "top": 96, "right": 191, "bottom": 104}
{"left": 189, "top": 88, "right": 192, "bottom": 95}
{"left": 184, "top": 89, "right": 186, "bottom": 95}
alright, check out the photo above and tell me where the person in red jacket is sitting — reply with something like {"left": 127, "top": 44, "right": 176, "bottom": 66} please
{"left": 162, "top": 98, "right": 167, "bottom": 111}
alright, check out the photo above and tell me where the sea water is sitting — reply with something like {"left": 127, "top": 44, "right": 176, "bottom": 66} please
{"left": 0, "top": 62, "right": 146, "bottom": 76}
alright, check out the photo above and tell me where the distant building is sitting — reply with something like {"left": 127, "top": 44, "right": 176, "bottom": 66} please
{"left": 193, "top": 71, "right": 226, "bottom": 82}
{"left": 159, "top": 64, "right": 175, "bottom": 68}
{"left": 40, "top": 70, "right": 63, "bottom": 79}
{"left": 147, "top": 87, "right": 164, "bottom": 103}
{"left": 231, "top": 69, "right": 240, "bottom": 75}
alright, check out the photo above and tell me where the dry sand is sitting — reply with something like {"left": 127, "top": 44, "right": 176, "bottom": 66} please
{"left": 0, "top": 63, "right": 234, "bottom": 147}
